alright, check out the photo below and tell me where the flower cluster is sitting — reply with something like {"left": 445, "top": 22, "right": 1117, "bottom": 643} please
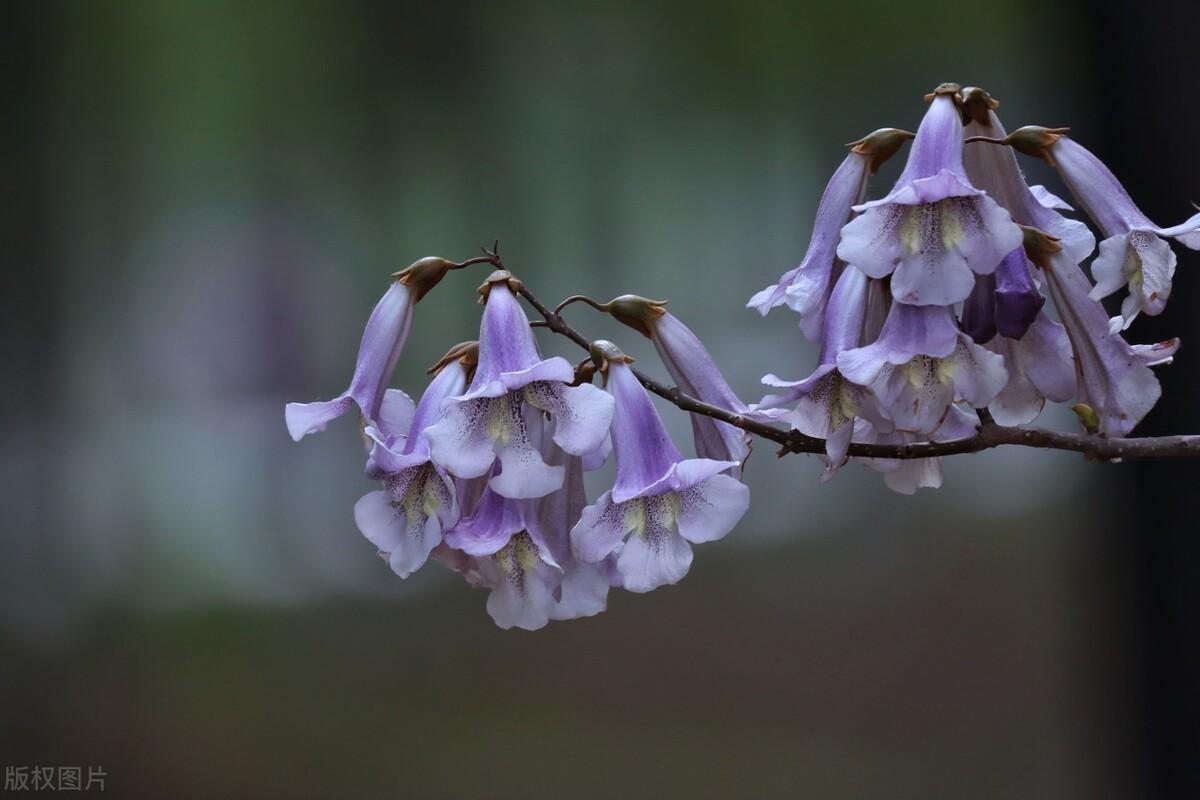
{"left": 750, "top": 83, "right": 1185, "bottom": 491}
{"left": 289, "top": 82, "right": 1196, "bottom": 630}
{"left": 287, "top": 268, "right": 750, "bottom": 629}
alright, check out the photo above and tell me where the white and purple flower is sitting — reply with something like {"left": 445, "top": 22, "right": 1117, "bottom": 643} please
{"left": 837, "top": 87, "right": 1023, "bottom": 306}
{"left": 748, "top": 127, "right": 913, "bottom": 338}
{"left": 571, "top": 346, "right": 749, "bottom": 593}
{"left": 837, "top": 300, "right": 1008, "bottom": 435}
{"left": 353, "top": 346, "right": 473, "bottom": 579}
{"left": 426, "top": 271, "right": 614, "bottom": 500}
{"left": 285, "top": 257, "right": 458, "bottom": 441}
{"left": 754, "top": 266, "right": 888, "bottom": 473}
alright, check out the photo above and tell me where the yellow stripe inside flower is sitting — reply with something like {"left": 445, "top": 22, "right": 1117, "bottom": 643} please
{"left": 487, "top": 398, "right": 511, "bottom": 444}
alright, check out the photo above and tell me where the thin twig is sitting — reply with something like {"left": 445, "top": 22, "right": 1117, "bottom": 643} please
{"left": 493, "top": 253, "right": 1200, "bottom": 461}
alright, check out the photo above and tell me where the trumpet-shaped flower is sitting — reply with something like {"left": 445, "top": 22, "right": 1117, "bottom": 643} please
{"left": 837, "top": 301, "right": 1008, "bottom": 434}
{"left": 1029, "top": 231, "right": 1178, "bottom": 436}
{"left": 354, "top": 356, "right": 470, "bottom": 578}
{"left": 754, "top": 266, "right": 886, "bottom": 472}
{"left": 426, "top": 272, "right": 614, "bottom": 499}
{"left": 571, "top": 353, "right": 749, "bottom": 593}
{"left": 443, "top": 487, "right": 563, "bottom": 631}
{"left": 748, "top": 128, "right": 912, "bottom": 338}
{"left": 836, "top": 90, "right": 1023, "bottom": 306}
{"left": 604, "top": 296, "right": 750, "bottom": 474}
{"left": 285, "top": 279, "right": 415, "bottom": 441}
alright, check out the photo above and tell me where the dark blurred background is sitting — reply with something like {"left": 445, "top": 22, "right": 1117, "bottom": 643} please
{"left": 2, "top": 1, "right": 1197, "bottom": 797}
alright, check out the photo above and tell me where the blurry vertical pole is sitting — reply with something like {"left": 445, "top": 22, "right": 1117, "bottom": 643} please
{"left": 1093, "top": 3, "right": 1200, "bottom": 797}
{"left": 0, "top": 0, "right": 57, "bottom": 755}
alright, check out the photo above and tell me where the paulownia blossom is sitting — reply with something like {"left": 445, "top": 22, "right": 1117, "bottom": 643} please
{"left": 837, "top": 85, "right": 1023, "bottom": 306}
{"left": 426, "top": 271, "right": 614, "bottom": 500}
{"left": 572, "top": 344, "right": 749, "bottom": 593}
{"left": 976, "top": 124, "right": 1200, "bottom": 331}
{"left": 353, "top": 343, "right": 474, "bottom": 579}
{"left": 598, "top": 295, "right": 751, "bottom": 475}
{"left": 754, "top": 265, "right": 888, "bottom": 473}
{"left": 837, "top": 301, "right": 1008, "bottom": 434}
{"left": 748, "top": 127, "right": 912, "bottom": 337}
{"left": 442, "top": 487, "right": 563, "bottom": 630}
{"left": 285, "top": 257, "right": 457, "bottom": 441}
{"left": 1024, "top": 228, "right": 1179, "bottom": 436}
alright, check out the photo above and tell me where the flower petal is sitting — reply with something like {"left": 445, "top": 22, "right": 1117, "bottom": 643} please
{"left": 675, "top": 474, "right": 749, "bottom": 544}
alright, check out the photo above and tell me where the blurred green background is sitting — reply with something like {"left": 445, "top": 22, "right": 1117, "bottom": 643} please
{"left": 4, "top": 0, "right": 1190, "bottom": 797}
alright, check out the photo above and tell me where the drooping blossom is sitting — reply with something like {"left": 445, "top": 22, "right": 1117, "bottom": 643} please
{"left": 983, "top": 311, "right": 1076, "bottom": 426}
{"left": 836, "top": 86, "right": 1023, "bottom": 306}
{"left": 836, "top": 300, "right": 1008, "bottom": 434}
{"left": 426, "top": 271, "right": 614, "bottom": 500}
{"left": 442, "top": 487, "right": 563, "bottom": 631}
{"left": 353, "top": 343, "right": 474, "bottom": 578}
{"left": 977, "top": 124, "right": 1200, "bottom": 330}
{"left": 571, "top": 343, "right": 749, "bottom": 593}
{"left": 536, "top": 420, "right": 617, "bottom": 620}
{"left": 599, "top": 295, "right": 751, "bottom": 475}
{"left": 961, "top": 247, "right": 1047, "bottom": 344}
{"left": 1023, "top": 228, "right": 1179, "bottom": 436}
{"left": 285, "top": 257, "right": 457, "bottom": 441}
{"left": 753, "top": 266, "right": 889, "bottom": 473}
{"left": 960, "top": 95, "right": 1095, "bottom": 264}
{"left": 748, "top": 127, "right": 913, "bottom": 337}
{"left": 856, "top": 404, "right": 978, "bottom": 494}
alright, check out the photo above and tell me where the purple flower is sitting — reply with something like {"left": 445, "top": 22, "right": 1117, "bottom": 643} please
{"left": 754, "top": 266, "right": 888, "bottom": 472}
{"left": 983, "top": 311, "right": 1076, "bottom": 426}
{"left": 1026, "top": 229, "right": 1178, "bottom": 436}
{"left": 353, "top": 351, "right": 472, "bottom": 579}
{"left": 603, "top": 296, "right": 751, "bottom": 475}
{"left": 285, "top": 257, "right": 459, "bottom": 441}
{"left": 748, "top": 128, "right": 912, "bottom": 338}
{"left": 961, "top": 247, "right": 1047, "bottom": 344}
{"left": 837, "top": 301, "right": 1008, "bottom": 434}
{"left": 285, "top": 280, "right": 414, "bottom": 441}
{"left": 571, "top": 348, "right": 749, "bottom": 593}
{"left": 856, "top": 405, "right": 978, "bottom": 494}
{"left": 962, "top": 109, "right": 1095, "bottom": 264}
{"left": 837, "top": 90, "right": 1023, "bottom": 306}
{"left": 426, "top": 271, "right": 614, "bottom": 500}
{"left": 443, "top": 488, "right": 563, "bottom": 631}
{"left": 536, "top": 422, "right": 618, "bottom": 620}
{"left": 984, "top": 126, "right": 1200, "bottom": 330}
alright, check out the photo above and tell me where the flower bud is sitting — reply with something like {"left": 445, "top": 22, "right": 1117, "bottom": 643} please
{"left": 392, "top": 256, "right": 456, "bottom": 302}
{"left": 846, "top": 128, "right": 916, "bottom": 175}
{"left": 476, "top": 269, "right": 523, "bottom": 302}
{"left": 1001, "top": 126, "right": 1070, "bottom": 163}
{"left": 604, "top": 294, "right": 668, "bottom": 338}
{"left": 959, "top": 86, "right": 999, "bottom": 126}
